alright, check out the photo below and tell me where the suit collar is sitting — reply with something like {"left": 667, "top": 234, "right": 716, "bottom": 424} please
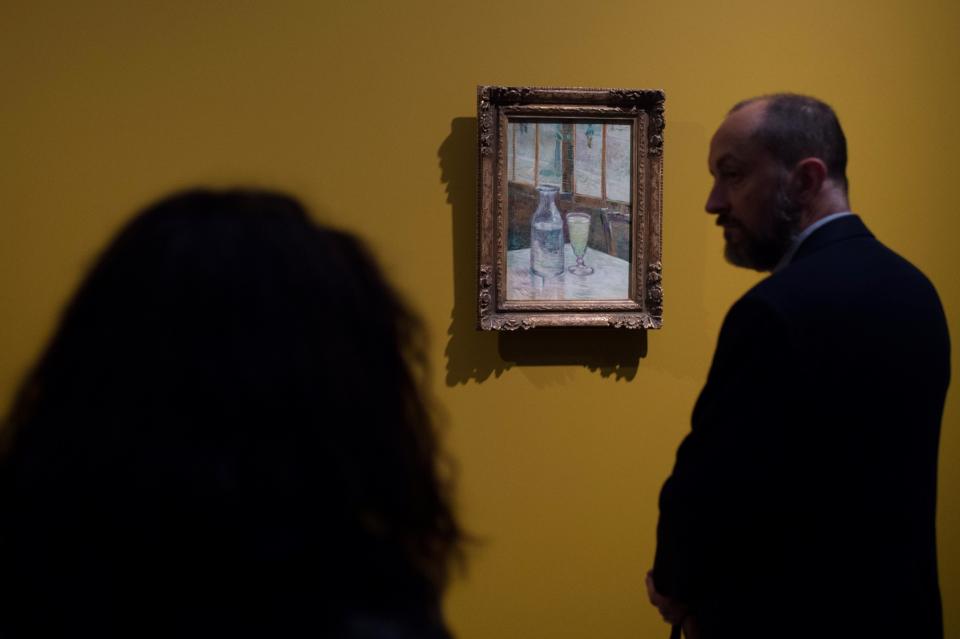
{"left": 789, "top": 214, "right": 874, "bottom": 265}
{"left": 775, "top": 212, "right": 853, "bottom": 271}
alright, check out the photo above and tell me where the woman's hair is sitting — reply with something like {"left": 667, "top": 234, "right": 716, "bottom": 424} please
{"left": 1, "top": 188, "right": 463, "bottom": 632}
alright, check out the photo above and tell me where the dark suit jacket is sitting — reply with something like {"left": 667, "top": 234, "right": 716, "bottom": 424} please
{"left": 654, "top": 216, "right": 950, "bottom": 638}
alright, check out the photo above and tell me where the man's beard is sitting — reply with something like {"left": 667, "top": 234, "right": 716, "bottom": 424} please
{"left": 724, "top": 180, "right": 803, "bottom": 272}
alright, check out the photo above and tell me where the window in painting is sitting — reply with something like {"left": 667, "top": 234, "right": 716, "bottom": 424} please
{"left": 573, "top": 123, "right": 603, "bottom": 199}
{"left": 508, "top": 121, "right": 631, "bottom": 204}
{"left": 511, "top": 122, "right": 536, "bottom": 184}
{"left": 605, "top": 124, "right": 631, "bottom": 204}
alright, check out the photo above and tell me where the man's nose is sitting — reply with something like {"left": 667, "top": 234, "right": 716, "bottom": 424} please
{"left": 705, "top": 183, "right": 727, "bottom": 215}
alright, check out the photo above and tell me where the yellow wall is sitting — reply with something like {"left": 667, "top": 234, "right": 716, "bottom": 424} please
{"left": 2, "top": 1, "right": 958, "bottom": 636}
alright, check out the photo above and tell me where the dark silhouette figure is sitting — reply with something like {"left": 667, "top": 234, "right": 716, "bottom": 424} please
{"left": 0, "top": 189, "right": 464, "bottom": 637}
{"left": 650, "top": 95, "right": 949, "bottom": 638}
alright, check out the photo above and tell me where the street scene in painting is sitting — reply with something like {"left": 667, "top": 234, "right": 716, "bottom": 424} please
{"left": 505, "top": 120, "right": 632, "bottom": 301}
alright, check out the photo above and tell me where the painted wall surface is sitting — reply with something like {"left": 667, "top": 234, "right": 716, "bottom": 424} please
{"left": 2, "top": 1, "right": 958, "bottom": 636}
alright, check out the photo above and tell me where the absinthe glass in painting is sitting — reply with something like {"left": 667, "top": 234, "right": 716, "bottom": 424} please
{"left": 566, "top": 211, "right": 593, "bottom": 276}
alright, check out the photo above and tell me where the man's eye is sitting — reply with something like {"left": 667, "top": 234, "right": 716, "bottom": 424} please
{"left": 720, "top": 171, "right": 741, "bottom": 181}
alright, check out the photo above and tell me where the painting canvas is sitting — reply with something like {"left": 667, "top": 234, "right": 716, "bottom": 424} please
{"left": 476, "top": 86, "right": 664, "bottom": 330}
{"left": 504, "top": 120, "right": 632, "bottom": 302}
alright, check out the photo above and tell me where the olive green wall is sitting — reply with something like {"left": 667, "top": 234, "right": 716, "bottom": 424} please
{"left": 2, "top": 1, "right": 958, "bottom": 636}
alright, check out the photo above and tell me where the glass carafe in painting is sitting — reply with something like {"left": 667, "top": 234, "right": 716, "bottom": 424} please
{"left": 530, "top": 185, "right": 565, "bottom": 277}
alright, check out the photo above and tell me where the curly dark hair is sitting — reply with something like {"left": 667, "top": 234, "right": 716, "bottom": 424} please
{"left": 0, "top": 188, "right": 464, "bottom": 636}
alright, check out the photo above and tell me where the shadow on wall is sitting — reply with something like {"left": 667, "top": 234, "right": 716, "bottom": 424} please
{"left": 499, "top": 329, "right": 646, "bottom": 380}
{"left": 440, "top": 117, "right": 510, "bottom": 385}
{"left": 439, "top": 117, "right": 647, "bottom": 386}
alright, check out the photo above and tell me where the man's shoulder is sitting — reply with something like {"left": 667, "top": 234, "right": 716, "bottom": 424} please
{"left": 787, "top": 215, "right": 931, "bottom": 282}
{"left": 742, "top": 218, "right": 942, "bottom": 330}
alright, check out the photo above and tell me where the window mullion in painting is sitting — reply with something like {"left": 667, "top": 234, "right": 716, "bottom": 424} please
{"left": 601, "top": 123, "right": 608, "bottom": 204}
{"left": 561, "top": 122, "right": 574, "bottom": 194}
{"left": 511, "top": 122, "right": 516, "bottom": 182}
{"left": 534, "top": 123, "right": 540, "bottom": 187}
{"left": 571, "top": 122, "right": 577, "bottom": 195}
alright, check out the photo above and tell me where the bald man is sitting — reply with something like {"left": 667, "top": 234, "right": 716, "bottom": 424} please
{"left": 647, "top": 95, "right": 950, "bottom": 639}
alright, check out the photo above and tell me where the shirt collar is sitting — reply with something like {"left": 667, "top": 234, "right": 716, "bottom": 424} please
{"left": 774, "top": 211, "right": 854, "bottom": 272}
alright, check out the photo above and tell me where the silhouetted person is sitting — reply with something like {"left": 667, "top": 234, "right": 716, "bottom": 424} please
{"left": 0, "top": 189, "right": 464, "bottom": 638}
{"left": 647, "top": 95, "right": 949, "bottom": 638}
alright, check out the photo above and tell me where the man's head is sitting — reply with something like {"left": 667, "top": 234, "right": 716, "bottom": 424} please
{"left": 706, "top": 93, "right": 850, "bottom": 271}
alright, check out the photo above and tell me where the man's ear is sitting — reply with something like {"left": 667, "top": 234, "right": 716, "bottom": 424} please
{"left": 791, "top": 158, "right": 828, "bottom": 203}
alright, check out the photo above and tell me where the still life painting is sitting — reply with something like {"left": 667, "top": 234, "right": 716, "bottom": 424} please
{"left": 505, "top": 120, "right": 632, "bottom": 302}
{"left": 477, "top": 86, "right": 664, "bottom": 330}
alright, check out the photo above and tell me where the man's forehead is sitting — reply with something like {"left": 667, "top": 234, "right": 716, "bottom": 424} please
{"left": 708, "top": 100, "right": 768, "bottom": 165}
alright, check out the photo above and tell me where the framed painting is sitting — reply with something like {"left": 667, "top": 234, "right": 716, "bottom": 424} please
{"left": 476, "top": 85, "right": 664, "bottom": 330}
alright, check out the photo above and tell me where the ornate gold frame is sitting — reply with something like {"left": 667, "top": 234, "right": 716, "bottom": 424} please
{"left": 476, "top": 85, "right": 664, "bottom": 330}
